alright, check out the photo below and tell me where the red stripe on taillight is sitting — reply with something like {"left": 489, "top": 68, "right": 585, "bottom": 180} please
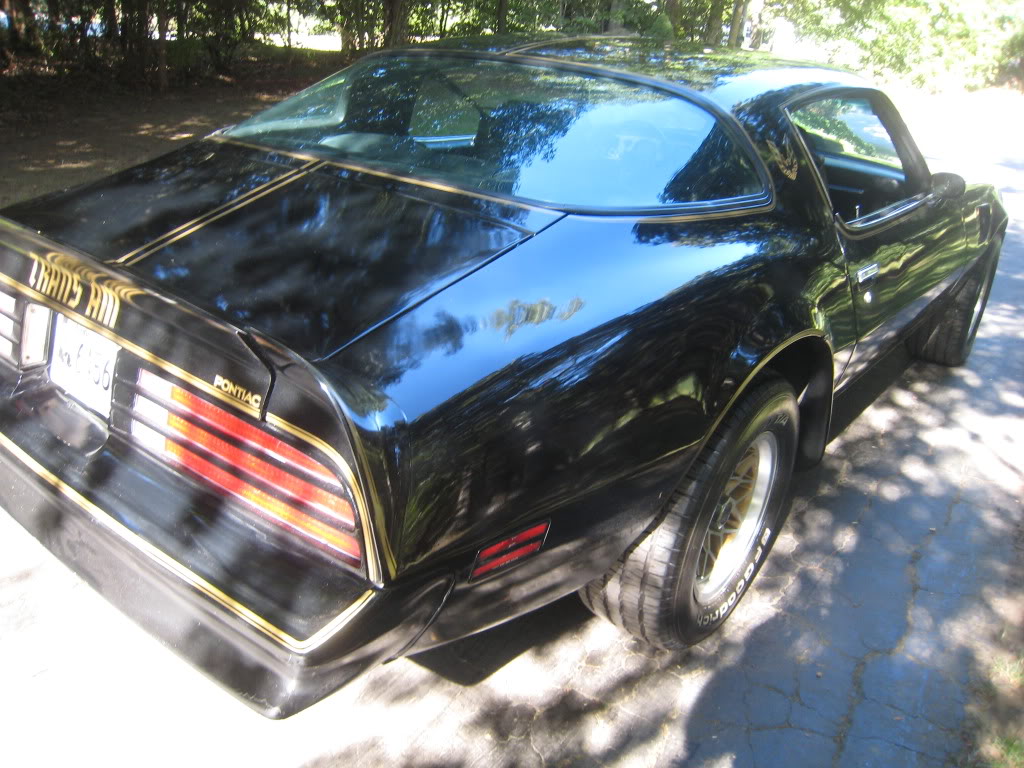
{"left": 479, "top": 522, "right": 549, "bottom": 561}
{"left": 137, "top": 369, "right": 337, "bottom": 486}
{"left": 131, "top": 369, "right": 361, "bottom": 568}
{"left": 472, "top": 540, "right": 543, "bottom": 578}
{"left": 167, "top": 442, "right": 361, "bottom": 562}
{"left": 166, "top": 412, "right": 354, "bottom": 528}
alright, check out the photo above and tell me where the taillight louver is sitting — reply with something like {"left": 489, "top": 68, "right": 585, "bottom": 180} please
{"left": 471, "top": 521, "right": 549, "bottom": 580}
{"left": 129, "top": 369, "right": 361, "bottom": 566}
{"left": 0, "top": 289, "right": 19, "bottom": 362}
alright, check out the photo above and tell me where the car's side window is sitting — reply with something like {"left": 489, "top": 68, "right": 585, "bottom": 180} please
{"left": 790, "top": 96, "right": 922, "bottom": 222}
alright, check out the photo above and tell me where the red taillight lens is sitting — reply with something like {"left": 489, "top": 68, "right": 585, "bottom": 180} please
{"left": 130, "top": 369, "right": 361, "bottom": 565}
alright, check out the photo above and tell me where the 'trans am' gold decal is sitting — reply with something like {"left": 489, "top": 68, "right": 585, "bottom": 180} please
{"left": 27, "top": 251, "right": 144, "bottom": 328}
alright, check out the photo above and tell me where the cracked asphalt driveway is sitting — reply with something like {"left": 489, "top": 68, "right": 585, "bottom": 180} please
{"left": 0, "top": 87, "right": 1021, "bottom": 767}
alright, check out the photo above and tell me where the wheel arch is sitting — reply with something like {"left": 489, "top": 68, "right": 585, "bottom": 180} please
{"left": 712, "top": 332, "right": 835, "bottom": 472}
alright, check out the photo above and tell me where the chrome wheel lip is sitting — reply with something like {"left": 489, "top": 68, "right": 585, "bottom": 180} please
{"left": 693, "top": 431, "right": 778, "bottom": 604}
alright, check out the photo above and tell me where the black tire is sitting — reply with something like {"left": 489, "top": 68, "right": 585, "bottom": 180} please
{"left": 908, "top": 242, "right": 1000, "bottom": 367}
{"left": 580, "top": 377, "right": 798, "bottom": 649}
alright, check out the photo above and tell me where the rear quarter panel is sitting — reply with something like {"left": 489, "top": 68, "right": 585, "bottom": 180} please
{"left": 322, "top": 204, "right": 855, "bottom": 634}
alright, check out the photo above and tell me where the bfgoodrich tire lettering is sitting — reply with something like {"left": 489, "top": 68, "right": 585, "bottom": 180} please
{"left": 580, "top": 377, "right": 799, "bottom": 649}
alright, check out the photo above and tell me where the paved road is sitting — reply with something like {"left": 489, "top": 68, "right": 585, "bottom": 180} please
{"left": 0, "top": 90, "right": 1021, "bottom": 767}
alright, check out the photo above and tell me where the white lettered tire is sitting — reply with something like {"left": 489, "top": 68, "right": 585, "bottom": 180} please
{"left": 580, "top": 376, "right": 798, "bottom": 648}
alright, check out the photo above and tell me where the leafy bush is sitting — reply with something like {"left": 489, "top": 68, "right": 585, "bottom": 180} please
{"left": 996, "top": 26, "right": 1024, "bottom": 87}
{"left": 647, "top": 12, "right": 674, "bottom": 41}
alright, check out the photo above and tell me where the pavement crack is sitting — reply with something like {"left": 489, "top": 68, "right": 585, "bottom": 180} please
{"left": 831, "top": 650, "right": 875, "bottom": 768}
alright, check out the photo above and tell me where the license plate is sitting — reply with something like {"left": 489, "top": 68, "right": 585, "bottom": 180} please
{"left": 49, "top": 314, "right": 121, "bottom": 418}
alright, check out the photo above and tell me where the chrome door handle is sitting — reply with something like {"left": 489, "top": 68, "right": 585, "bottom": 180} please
{"left": 856, "top": 263, "right": 879, "bottom": 283}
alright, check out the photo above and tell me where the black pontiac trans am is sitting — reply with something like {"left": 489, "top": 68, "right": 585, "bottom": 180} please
{"left": 0, "top": 36, "right": 1006, "bottom": 717}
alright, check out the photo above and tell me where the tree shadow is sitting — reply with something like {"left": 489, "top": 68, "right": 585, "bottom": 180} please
{"left": 410, "top": 596, "right": 594, "bottom": 686}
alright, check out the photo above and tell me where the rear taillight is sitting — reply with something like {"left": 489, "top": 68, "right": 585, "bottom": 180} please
{"left": 129, "top": 368, "right": 361, "bottom": 565}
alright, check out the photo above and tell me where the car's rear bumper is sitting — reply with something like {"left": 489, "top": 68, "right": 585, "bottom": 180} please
{"left": 0, "top": 432, "right": 452, "bottom": 718}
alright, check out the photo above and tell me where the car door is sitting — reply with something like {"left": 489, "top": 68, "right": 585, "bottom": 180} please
{"left": 788, "top": 90, "right": 966, "bottom": 383}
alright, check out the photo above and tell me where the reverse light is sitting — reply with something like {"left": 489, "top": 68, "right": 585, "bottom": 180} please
{"left": 130, "top": 368, "right": 361, "bottom": 565}
{"left": 0, "top": 294, "right": 50, "bottom": 366}
{"left": 20, "top": 303, "right": 51, "bottom": 366}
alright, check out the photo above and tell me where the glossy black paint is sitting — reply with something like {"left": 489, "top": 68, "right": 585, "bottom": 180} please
{"left": 3, "top": 143, "right": 311, "bottom": 262}
{"left": 0, "top": 37, "right": 1008, "bottom": 717}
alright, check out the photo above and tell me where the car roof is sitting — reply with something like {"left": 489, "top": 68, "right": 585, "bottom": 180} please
{"left": 416, "top": 35, "right": 870, "bottom": 114}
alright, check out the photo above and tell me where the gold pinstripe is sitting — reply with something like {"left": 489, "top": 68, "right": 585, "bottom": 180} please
{"left": 267, "top": 413, "right": 392, "bottom": 583}
{"left": 0, "top": 428, "right": 375, "bottom": 652}
{"left": 0, "top": 271, "right": 263, "bottom": 417}
{"left": 119, "top": 160, "right": 325, "bottom": 267}
{"left": 113, "top": 160, "right": 320, "bottom": 264}
{"left": 209, "top": 135, "right": 548, "bottom": 212}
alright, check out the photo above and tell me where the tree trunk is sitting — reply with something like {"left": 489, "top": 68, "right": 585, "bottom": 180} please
{"left": 286, "top": 0, "right": 292, "bottom": 48}
{"left": 176, "top": 0, "right": 188, "bottom": 39}
{"left": 605, "top": 0, "right": 627, "bottom": 33}
{"left": 704, "top": 0, "right": 726, "bottom": 45}
{"left": 2, "top": 0, "right": 40, "bottom": 50}
{"left": 663, "top": 0, "right": 680, "bottom": 30}
{"left": 438, "top": 0, "right": 449, "bottom": 36}
{"left": 157, "top": 0, "right": 169, "bottom": 90}
{"left": 101, "top": 0, "right": 116, "bottom": 40}
{"left": 496, "top": 0, "right": 508, "bottom": 34}
{"left": 0, "top": 0, "right": 13, "bottom": 59}
{"left": 748, "top": 0, "right": 768, "bottom": 49}
{"left": 383, "top": 0, "right": 407, "bottom": 48}
{"left": 340, "top": 18, "right": 354, "bottom": 52}
{"left": 46, "top": 0, "right": 60, "bottom": 32}
{"left": 727, "top": 0, "right": 749, "bottom": 48}
{"left": 120, "top": 0, "right": 149, "bottom": 81}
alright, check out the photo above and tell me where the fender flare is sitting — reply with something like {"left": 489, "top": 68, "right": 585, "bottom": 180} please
{"left": 706, "top": 330, "right": 836, "bottom": 471}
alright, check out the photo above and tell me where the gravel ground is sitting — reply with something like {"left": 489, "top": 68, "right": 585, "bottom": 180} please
{"left": 0, "top": 81, "right": 1021, "bottom": 768}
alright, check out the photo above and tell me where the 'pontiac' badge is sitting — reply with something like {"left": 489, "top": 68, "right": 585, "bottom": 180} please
{"left": 213, "top": 374, "right": 263, "bottom": 409}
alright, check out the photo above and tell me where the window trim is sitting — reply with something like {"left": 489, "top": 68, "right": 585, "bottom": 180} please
{"left": 782, "top": 86, "right": 932, "bottom": 235}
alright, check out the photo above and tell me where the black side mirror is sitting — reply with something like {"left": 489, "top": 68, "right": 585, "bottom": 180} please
{"left": 931, "top": 172, "right": 966, "bottom": 200}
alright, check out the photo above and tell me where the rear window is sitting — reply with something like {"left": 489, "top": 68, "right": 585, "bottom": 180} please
{"left": 225, "top": 55, "right": 764, "bottom": 209}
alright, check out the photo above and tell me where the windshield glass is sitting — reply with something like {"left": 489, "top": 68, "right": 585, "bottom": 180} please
{"left": 224, "top": 55, "right": 763, "bottom": 209}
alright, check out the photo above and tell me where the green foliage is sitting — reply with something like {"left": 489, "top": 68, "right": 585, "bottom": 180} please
{"left": 769, "top": 0, "right": 1024, "bottom": 90}
{"left": 3, "top": 0, "right": 1023, "bottom": 90}
{"left": 189, "top": 0, "right": 289, "bottom": 73}
{"left": 647, "top": 12, "right": 674, "bottom": 42}
{"left": 165, "top": 39, "right": 213, "bottom": 78}
{"left": 996, "top": 25, "right": 1024, "bottom": 87}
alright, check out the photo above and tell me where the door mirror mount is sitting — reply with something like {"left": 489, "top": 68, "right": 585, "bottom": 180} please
{"left": 931, "top": 172, "right": 966, "bottom": 200}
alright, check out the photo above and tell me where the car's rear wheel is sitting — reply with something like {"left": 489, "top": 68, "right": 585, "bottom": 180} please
{"left": 580, "top": 377, "right": 798, "bottom": 648}
{"left": 909, "top": 241, "right": 1000, "bottom": 367}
